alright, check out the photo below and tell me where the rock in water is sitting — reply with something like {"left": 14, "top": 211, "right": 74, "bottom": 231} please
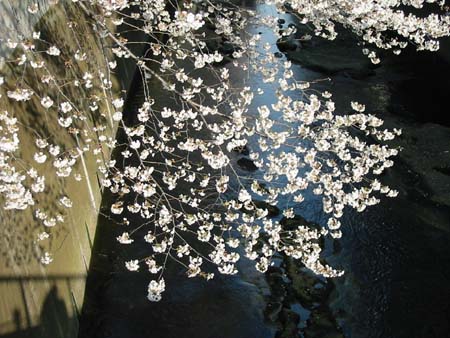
{"left": 274, "top": 52, "right": 284, "bottom": 58}
{"left": 280, "top": 214, "right": 321, "bottom": 231}
{"left": 265, "top": 301, "right": 283, "bottom": 322}
{"left": 237, "top": 158, "right": 258, "bottom": 171}
{"left": 253, "top": 200, "right": 281, "bottom": 217}
{"left": 276, "top": 36, "right": 299, "bottom": 52}
{"left": 232, "top": 144, "right": 250, "bottom": 155}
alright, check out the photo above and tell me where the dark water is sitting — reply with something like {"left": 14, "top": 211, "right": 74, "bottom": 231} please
{"left": 78, "top": 22, "right": 276, "bottom": 337}
{"left": 79, "top": 3, "right": 450, "bottom": 338}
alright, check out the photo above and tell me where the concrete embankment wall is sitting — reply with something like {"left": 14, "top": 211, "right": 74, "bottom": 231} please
{"left": 0, "top": 1, "right": 137, "bottom": 337}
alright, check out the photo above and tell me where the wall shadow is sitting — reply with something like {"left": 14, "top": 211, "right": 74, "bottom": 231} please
{"left": 0, "top": 274, "right": 84, "bottom": 338}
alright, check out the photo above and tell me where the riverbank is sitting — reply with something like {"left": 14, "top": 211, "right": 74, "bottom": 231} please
{"left": 0, "top": 2, "right": 138, "bottom": 337}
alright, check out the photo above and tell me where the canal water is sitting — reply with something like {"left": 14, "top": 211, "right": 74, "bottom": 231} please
{"left": 79, "top": 3, "right": 450, "bottom": 338}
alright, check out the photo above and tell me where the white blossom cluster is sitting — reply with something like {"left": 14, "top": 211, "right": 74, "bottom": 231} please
{"left": 0, "top": 0, "right": 121, "bottom": 264}
{"left": 0, "top": 111, "right": 34, "bottom": 210}
{"left": 270, "top": 0, "right": 450, "bottom": 62}
{"left": 1, "top": 0, "right": 448, "bottom": 302}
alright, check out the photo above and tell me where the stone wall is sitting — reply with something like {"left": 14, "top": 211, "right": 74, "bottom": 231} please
{"left": 0, "top": 1, "right": 136, "bottom": 337}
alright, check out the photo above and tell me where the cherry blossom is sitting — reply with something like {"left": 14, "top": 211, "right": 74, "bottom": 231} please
{"left": 1, "top": 0, "right": 449, "bottom": 301}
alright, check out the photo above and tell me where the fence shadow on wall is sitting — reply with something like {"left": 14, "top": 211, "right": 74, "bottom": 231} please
{"left": 0, "top": 274, "right": 84, "bottom": 338}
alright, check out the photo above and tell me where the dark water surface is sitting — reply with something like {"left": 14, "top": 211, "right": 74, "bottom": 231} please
{"left": 79, "top": 3, "right": 450, "bottom": 338}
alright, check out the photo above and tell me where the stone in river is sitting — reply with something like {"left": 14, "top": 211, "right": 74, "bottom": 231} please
{"left": 274, "top": 52, "right": 284, "bottom": 58}
{"left": 276, "top": 36, "right": 299, "bottom": 52}
{"left": 237, "top": 157, "right": 258, "bottom": 171}
{"left": 265, "top": 301, "right": 283, "bottom": 322}
{"left": 253, "top": 200, "right": 281, "bottom": 217}
{"left": 232, "top": 144, "right": 249, "bottom": 155}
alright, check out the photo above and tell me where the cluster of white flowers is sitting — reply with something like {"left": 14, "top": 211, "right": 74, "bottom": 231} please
{"left": 270, "top": 0, "right": 450, "bottom": 62}
{"left": 1, "top": 0, "right": 449, "bottom": 300}
{"left": 0, "top": 0, "right": 125, "bottom": 264}
{"left": 147, "top": 278, "right": 165, "bottom": 301}
{"left": 0, "top": 111, "right": 35, "bottom": 210}
{"left": 97, "top": 0, "right": 130, "bottom": 13}
{"left": 88, "top": 0, "right": 409, "bottom": 300}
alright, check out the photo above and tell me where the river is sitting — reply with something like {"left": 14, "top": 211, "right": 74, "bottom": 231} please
{"left": 79, "top": 2, "right": 450, "bottom": 338}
